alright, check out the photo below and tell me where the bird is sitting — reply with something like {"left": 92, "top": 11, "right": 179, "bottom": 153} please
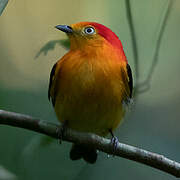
{"left": 48, "top": 22, "right": 133, "bottom": 164}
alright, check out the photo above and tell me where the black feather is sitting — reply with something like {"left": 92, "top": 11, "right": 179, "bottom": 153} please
{"left": 48, "top": 62, "right": 57, "bottom": 106}
{"left": 126, "top": 64, "right": 133, "bottom": 98}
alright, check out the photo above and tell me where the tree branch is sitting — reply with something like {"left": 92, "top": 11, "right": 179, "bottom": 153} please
{"left": 0, "top": 110, "right": 180, "bottom": 177}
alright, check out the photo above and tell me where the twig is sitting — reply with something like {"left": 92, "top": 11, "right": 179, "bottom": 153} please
{"left": 0, "top": 0, "right": 8, "bottom": 16}
{"left": 35, "top": 39, "right": 70, "bottom": 59}
{"left": 0, "top": 109, "right": 180, "bottom": 177}
{"left": 137, "top": 0, "right": 174, "bottom": 94}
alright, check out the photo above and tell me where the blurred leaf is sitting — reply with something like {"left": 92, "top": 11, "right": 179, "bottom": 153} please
{"left": 0, "top": 165, "right": 17, "bottom": 180}
{"left": 22, "top": 136, "right": 55, "bottom": 158}
{"left": 58, "top": 39, "right": 70, "bottom": 50}
{"left": 0, "top": 0, "right": 8, "bottom": 16}
{"left": 22, "top": 136, "right": 42, "bottom": 157}
{"left": 39, "top": 136, "right": 55, "bottom": 147}
{"left": 35, "top": 39, "right": 70, "bottom": 59}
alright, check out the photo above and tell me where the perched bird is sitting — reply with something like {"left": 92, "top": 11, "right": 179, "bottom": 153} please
{"left": 48, "top": 22, "right": 133, "bottom": 164}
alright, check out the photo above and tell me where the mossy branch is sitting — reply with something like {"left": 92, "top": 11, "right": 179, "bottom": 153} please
{"left": 0, "top": 109, "right": 180, "bottom": 178}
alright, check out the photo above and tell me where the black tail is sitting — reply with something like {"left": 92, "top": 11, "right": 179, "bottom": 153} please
{"left": 70, "top": 144, "right": 97, "bottom": 164}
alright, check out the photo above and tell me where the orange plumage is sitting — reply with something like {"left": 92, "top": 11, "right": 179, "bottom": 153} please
{"left": 48, "top": 22, "right": 133, "bottom": 163}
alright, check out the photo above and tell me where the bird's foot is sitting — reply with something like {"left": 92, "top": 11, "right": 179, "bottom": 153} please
{"left": 109, "top": 129, "right": 119, "bottom": 153}
{"left": 110, "top": 136, "right": 119, "bottom": 152}
{"left": 56, "top": 121, "right": 67, "bottom": 144}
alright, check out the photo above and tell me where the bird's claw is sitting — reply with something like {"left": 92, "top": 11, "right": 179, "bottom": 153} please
{"left": 109, "top": 129, "right": 119, "bottom": 154}
{"left": 56, "top": 126, "right": 64, "bottom": 144}
{"left": 56, "top": 121, "right": 67, "bottom": 144}
{"left": 111, "top": 136, "right": 119, "bottom": 152}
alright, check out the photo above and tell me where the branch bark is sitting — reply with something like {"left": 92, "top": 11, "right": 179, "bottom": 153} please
{"left": 0, "top": 109, "right": 180, "bottom": 177}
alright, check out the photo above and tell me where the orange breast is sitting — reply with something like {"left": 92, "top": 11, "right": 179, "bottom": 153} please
{"left": 54, "top": 46, "right": 128, "bottom": 136}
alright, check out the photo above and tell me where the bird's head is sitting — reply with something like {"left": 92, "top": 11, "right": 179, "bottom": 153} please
{"left": 55, "top": 22, "right": 125, "bottom": 53}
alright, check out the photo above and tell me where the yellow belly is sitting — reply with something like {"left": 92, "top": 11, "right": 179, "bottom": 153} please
{"left": 55, "top": 93, "right": 125, "bottom": 136}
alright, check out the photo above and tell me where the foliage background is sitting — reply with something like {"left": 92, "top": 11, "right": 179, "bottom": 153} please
{"left": 0, "top": 0, "right": 180, "bottom": 179}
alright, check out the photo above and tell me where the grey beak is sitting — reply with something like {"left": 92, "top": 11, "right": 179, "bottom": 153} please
{"left": 55, "top": 25, "right": 73, "bottom": 33}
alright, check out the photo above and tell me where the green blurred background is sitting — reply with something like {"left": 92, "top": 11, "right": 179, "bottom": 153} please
{"left": 0, "top": 0, "right": 180, "bottom": 179}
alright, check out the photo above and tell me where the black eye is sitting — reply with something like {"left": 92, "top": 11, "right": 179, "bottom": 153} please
{"left": 84, "top": 27, "right": 95, "bottom": 35}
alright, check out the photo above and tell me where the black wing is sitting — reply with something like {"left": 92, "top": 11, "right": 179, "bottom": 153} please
{"left": 48, "top": 62, "right": 57, "bottom": 106}
{"left": 126, "top": 63, "right": 133, "bottom": 98}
